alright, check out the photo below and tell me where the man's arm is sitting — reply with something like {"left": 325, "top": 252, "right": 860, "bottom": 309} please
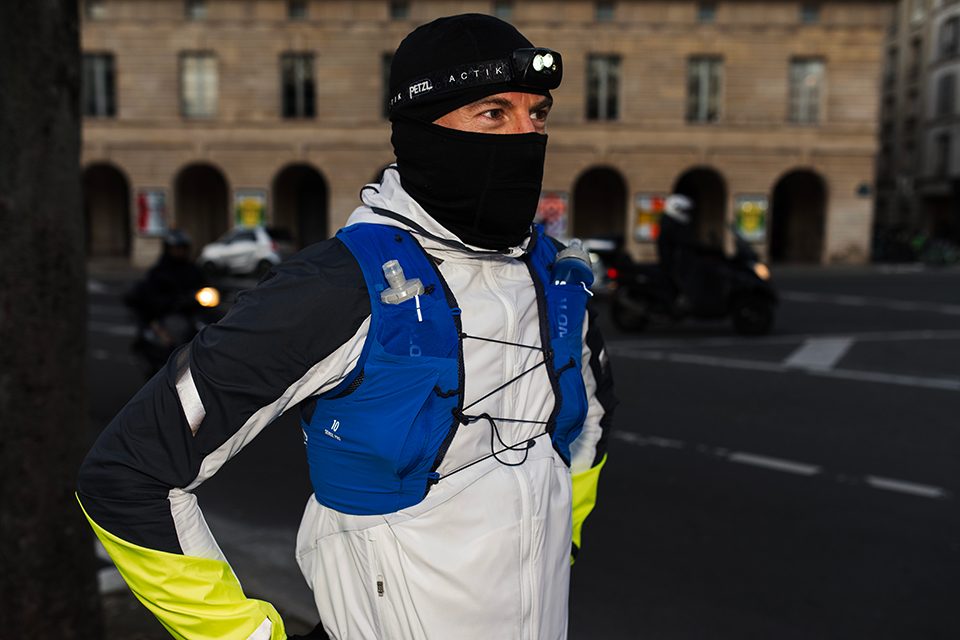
{"left": 569, "top": 299, "right": 617, "bottom": 563}
{"left": 77, "top": 238, "right": 371, "bottom": 640}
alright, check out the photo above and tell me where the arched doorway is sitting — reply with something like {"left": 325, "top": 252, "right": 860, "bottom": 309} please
{"left": 672, "top": 167, "right": 727, "bottom": 247}
{"left": 272, "top": 163, "right": 328, "bottom": 248}
{"left": 572, "top": 166, "right": 627, "bottom": 239}
{"left": 770, "top": 170, "right": 827, "bottom": 263}
{"left": 82, "top": 163, "right": 130, "bottom": 257}
{"left": 174, "top": 163, "right": 230, "bottom": 253}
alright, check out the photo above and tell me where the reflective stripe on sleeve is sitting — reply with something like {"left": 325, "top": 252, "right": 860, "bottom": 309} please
{"left": 175, "top": 347, "right": 206, "bottom": 436}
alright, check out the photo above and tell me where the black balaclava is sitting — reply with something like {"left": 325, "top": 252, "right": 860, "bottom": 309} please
{"left": 388, "top": 14, "right": 557, "bottom": 250}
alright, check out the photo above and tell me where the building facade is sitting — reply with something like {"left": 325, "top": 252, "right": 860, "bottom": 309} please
{"left": 81, "top": 0, "right": 893, "bottom": 266}
{"left": 876, "top": 0, "right": 960, "bottom": 255}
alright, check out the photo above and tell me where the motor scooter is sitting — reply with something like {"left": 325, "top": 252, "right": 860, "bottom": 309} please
{"left": 127, "top": 286, "right": 223, "bottom": 378}
{"left": 611, "top": 228, "right": 777, "bottom": 335}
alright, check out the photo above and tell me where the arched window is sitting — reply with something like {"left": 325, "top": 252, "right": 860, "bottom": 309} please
{"left": 936, "top": 73, "right": 956, "bottom": 117}
{"left": 940, "top": 16, "right": 960, "bottom": 59}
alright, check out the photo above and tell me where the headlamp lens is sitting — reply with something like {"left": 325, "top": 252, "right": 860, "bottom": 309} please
{"left": 511, "top": 48, "right": 563, "bottom": 89}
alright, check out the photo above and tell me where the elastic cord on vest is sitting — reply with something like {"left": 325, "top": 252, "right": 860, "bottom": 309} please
{"left": 430, "top": 332, "right": 552, "bottom": 483}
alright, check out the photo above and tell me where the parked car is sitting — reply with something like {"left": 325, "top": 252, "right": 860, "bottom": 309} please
{"left": 199, "top": 226, "right": 295, "bottom": 277}
{"left": 581, "top": 234, "right": 627, "bottom": 295}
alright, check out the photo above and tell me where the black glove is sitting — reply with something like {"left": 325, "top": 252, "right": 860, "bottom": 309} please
{"left": 288, "top": 622, "right": 331, "bottom": 640}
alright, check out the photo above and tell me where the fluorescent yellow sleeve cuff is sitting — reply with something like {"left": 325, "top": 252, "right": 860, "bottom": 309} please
{"left": 571, "top": 453, "right": 607, "bottom": 558}
{"left": 78, "top": 495, "right": 286, "bottom": 640}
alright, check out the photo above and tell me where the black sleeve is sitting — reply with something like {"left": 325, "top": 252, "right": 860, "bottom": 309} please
{"left": 78, "top": 237, "right": 370, "bottom": 553}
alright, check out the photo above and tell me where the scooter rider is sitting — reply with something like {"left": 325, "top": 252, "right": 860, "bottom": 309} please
{"left": 657, "top": 194, "right": 696, "bottom": 295}
{"left": 79, "top": 14, "right": 616, "bottom": 640}
{"left": 124, "top": 229, "right": 206, "bottom": 347}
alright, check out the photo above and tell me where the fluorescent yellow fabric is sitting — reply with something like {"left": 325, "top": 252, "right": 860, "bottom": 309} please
{"left": 570, "top": 454, "right": 607, "bottom": 562}
{"left": 78, "top": 496, "right": 286, "bottom": 640}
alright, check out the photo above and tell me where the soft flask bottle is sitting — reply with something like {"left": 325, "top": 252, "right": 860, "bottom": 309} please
{"left": 552, "top": 238, "right": 595, "bottom": 289}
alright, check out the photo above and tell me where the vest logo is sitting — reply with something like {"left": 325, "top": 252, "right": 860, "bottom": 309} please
{"left": 409, "top": 335, "right": 422, "bottom": 358}
{"left": 324, "top": 418, "right": 342, "bottom": 442}
{"left": 557, "top": 297, "right": 569, "bottom": 338}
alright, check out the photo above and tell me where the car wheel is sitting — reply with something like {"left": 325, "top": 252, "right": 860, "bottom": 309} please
{"left": 202, "top": 261, "right": 219, "bottom": 278}
{"left": 612, "top": 289, "right": 649, "bottom": 332}
{"left": 732, "top": 294, "right": 774, "bottom": 336}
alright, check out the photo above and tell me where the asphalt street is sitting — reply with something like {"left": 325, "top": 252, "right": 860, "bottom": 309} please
{"left": 85, "top": 263, "right": 960, "bottom": 639}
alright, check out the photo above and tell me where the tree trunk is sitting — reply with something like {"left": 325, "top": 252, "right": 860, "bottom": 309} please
{"left": 0, "top": 1, "right": 103, "bottom": 637}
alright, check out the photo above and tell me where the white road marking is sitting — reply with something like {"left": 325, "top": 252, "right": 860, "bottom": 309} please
{"left": 97, "top": 567, "right": 126, "bottom": 594}
{"left": 822, "top": 368, "right": 960, "bottom": 391}
{"left": 865, "top": 476, "right": 950, "bottom": 499}
{"left": 608, "top": 329, "right": 960, "bottom": 351}
{"left": 781, "top": 291, "right": 960, "bottom": 316}
{"left": 616, "top": 432, "right": 684, "bottom": 449}
{"left": 89, "top": 349, "right": 140, "bottom": 365}
{"left": 612, "top": 432, "right": 952, "bottom": 500}
{"left": 726, "top": 452, "right": 821, "bottom": 476}
{"left": 94, "top": 539, "right": 110, "bottom": 561}
{"left": 610, "top": 348, "right": 960, "bottom": 392}
{"left": 93, "top": 540, "right": 126, "bottom": 594}
{"left": 877, "top": 264, "right": 926, "bottom": 274}
{"left": 87, "top": 280, "right": 110, "bottom": 294}
{"left": 89, "top": 304, "right": 131, "bottom": 318}
{"left": 783, "top": 337, "right": 854, "bottom": 371}
{"left": 88, "top": 321, "right": 136, "bottom": 337}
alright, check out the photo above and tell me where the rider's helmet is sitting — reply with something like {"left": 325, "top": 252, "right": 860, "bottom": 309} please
{"left": 162, "top": 229, "right": 193, "bottom": 261}
{"left": 664, "top": 194, "right": 693, "bottom": 224}
{"left": 163, "top": 229, "right": 192, "bottom": 248}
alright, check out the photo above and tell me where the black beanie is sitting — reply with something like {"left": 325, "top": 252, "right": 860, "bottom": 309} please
{"left": 388, "top": 14, "right": 549, "bottom": 122}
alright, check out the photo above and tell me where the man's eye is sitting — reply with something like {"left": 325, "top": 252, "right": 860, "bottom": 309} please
{"left": 481, "top": 109, "right": 504, "bottom": 120}
{"left": 532, "top": 108, "right": 550, "bottom": 121}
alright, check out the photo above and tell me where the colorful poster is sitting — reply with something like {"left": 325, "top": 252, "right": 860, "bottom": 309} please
{"left": 734, "top": 195, "right": 768, "bottom": 242}
{"left": 136, "top": 188, "right": 167, "bottom": 236}
{"left": 535, "top": 191, "right": 568, "bottom": 238}
{"left": 634, "top": 194, "right": 666, "bottom": 242}
{"left": 234, "top": 189, "right": 267, "bottom": 228}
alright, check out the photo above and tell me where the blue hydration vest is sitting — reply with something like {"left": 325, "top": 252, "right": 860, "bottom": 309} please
{"left": 301, "top": 222, "right": 590, "bottom": 516}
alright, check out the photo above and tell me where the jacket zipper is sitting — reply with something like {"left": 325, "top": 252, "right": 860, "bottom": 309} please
{"left": 481, "top": 259, "right": 519, "bottom": 420}
{"left": 512, "top": 465, "right": 536, "bottom": 640}
{"left": 367, "top": 536, "right": 386, "bottom": 638}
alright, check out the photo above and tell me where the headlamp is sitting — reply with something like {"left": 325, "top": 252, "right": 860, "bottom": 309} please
{"left": 388, "top": 47, "right": 563, "bottom": 113}
{"left": 511, "top": 48, "right": 561, "bottom": 84}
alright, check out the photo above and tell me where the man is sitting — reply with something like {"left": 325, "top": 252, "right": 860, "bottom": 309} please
{"left": 124, "top": 229, "right": 207, "bottom": 372}
{"left": 78, "top": 14, "right": 615, "bottom": 640}
{"left": 656, "top": 194, "right": 695, "bottom": 294}
{"left": 125, "top": 229, "right": 205, "bottom": 331}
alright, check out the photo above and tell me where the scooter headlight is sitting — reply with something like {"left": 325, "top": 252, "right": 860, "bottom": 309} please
{"left": 753, "top": 263, "right": 771, "bottom": 281}
{"left": 195, "top": 287, "right": 221, "bottom": 308}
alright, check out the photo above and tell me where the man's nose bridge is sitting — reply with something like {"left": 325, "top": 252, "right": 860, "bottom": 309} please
{"left": 513, "top": 111, "right": 536, "bottom": 134}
